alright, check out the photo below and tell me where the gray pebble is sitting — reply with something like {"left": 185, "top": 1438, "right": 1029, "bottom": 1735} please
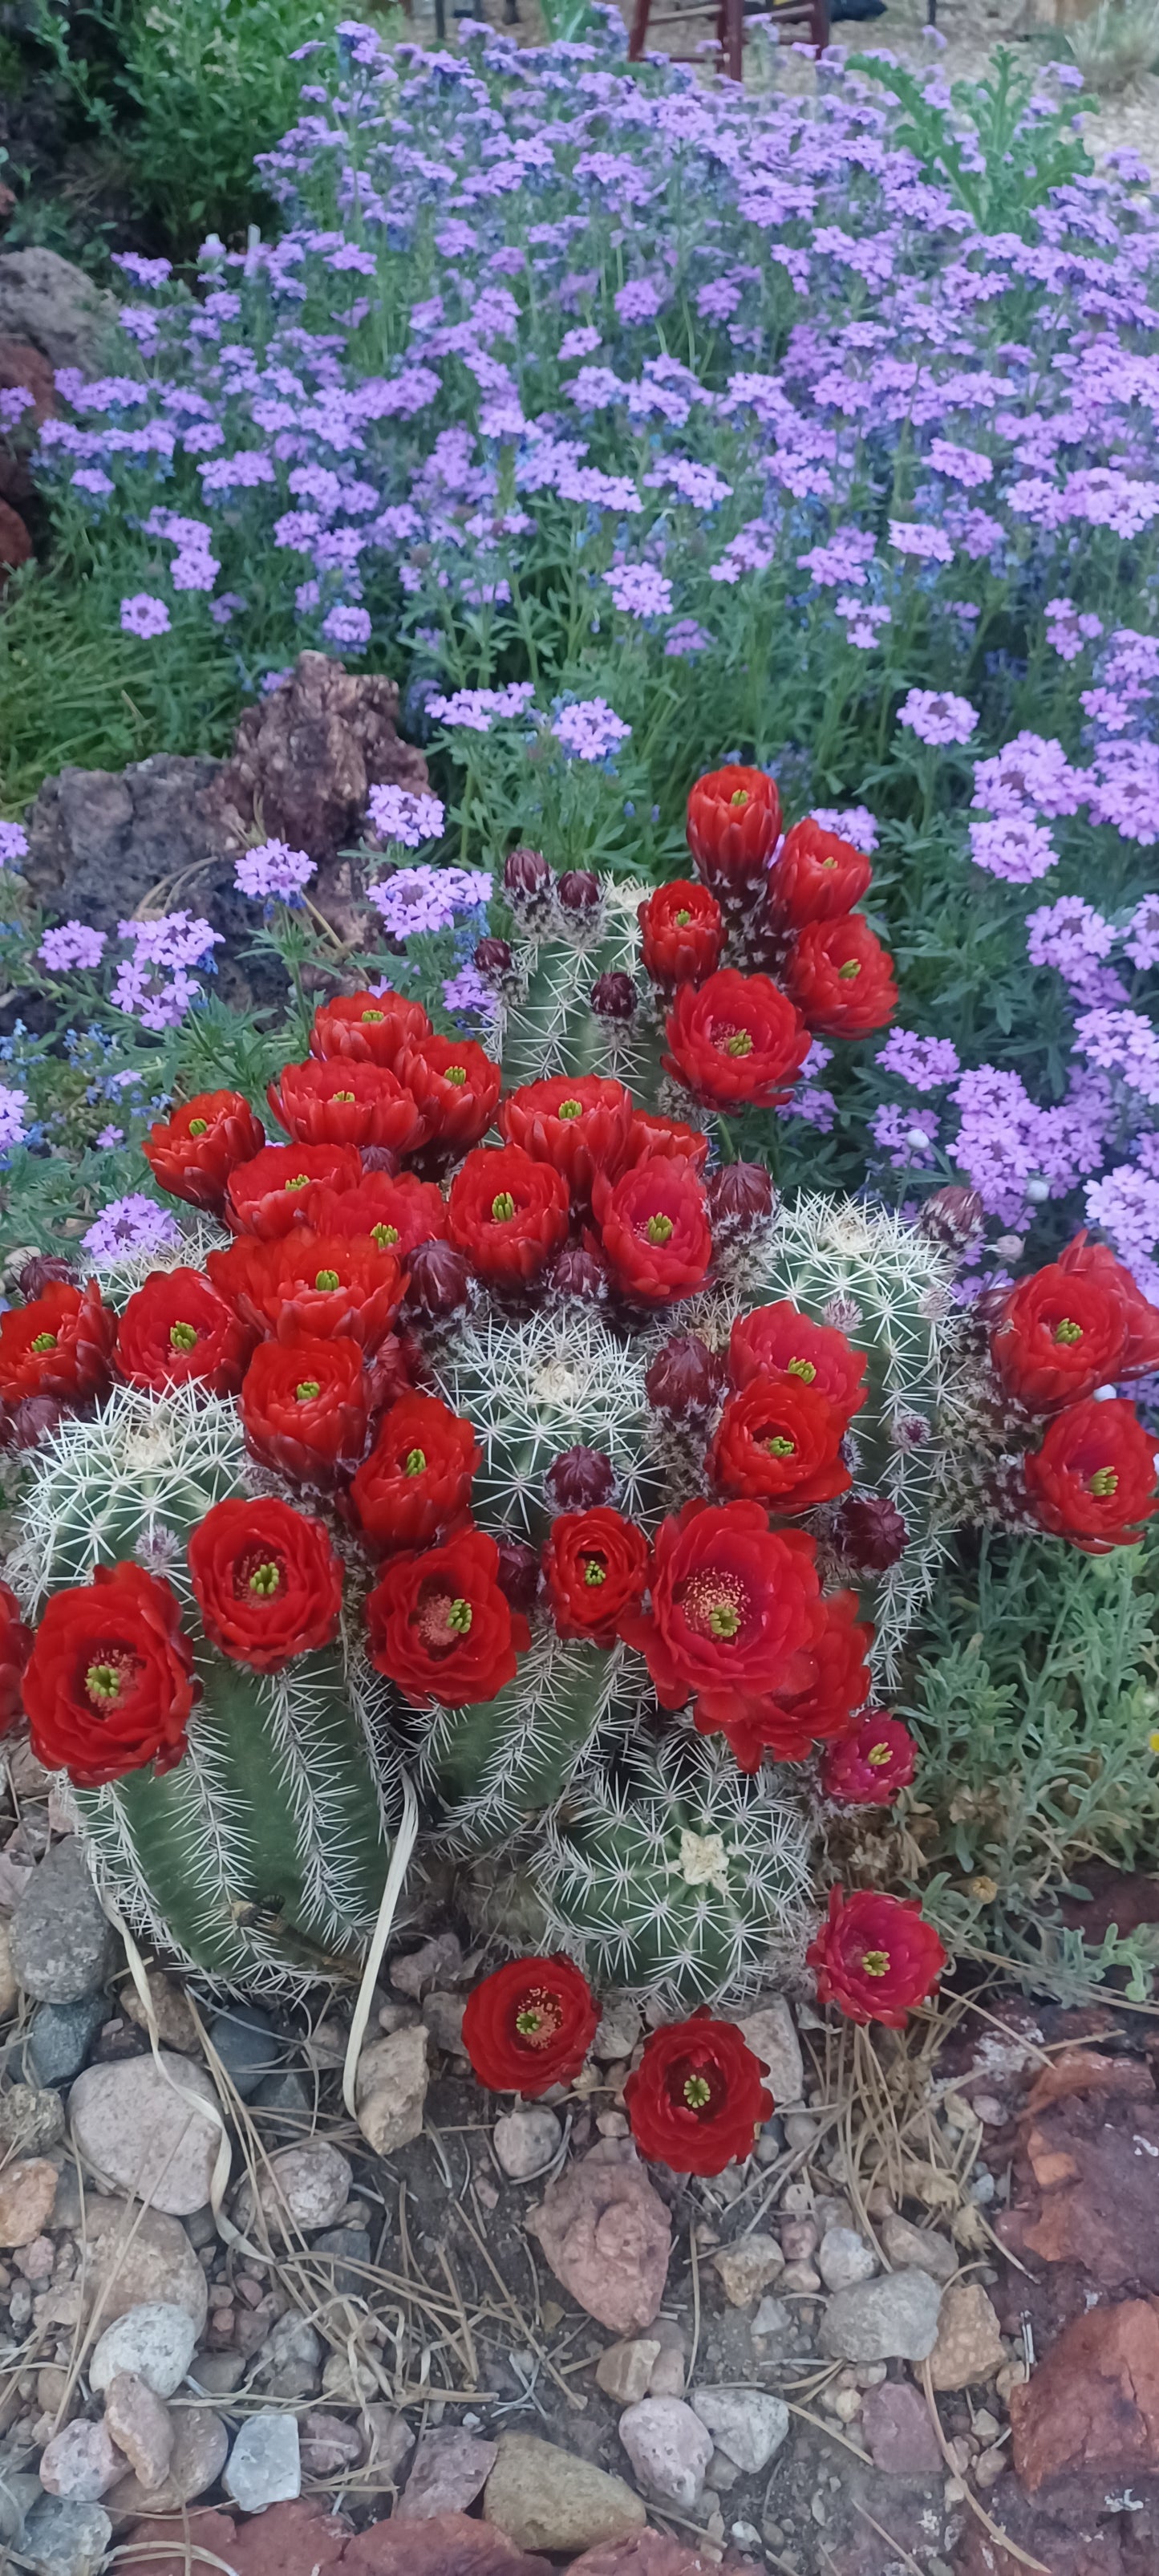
{"left": 207, "top": 2002, "right": 278, "bottom": 2099}
{"left": 312, "top": 2225, "right": 372, "bottom": 2296}
{"left": 820, "top": 2268, "right": 943, "bottom": 2364}
{"left": 27, "top": 1997, "right": 107, "bottom": 2087}
{"left": 22, "top": 2497, "right": 111, "bottom": 2576}
{"left": 10, "top": 1843, "right": 116, "bottom": 2003}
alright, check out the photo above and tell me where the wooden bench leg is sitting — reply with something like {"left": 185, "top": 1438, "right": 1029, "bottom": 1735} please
{"left": 629, "top": 0, "right": 652, "bottom": 57}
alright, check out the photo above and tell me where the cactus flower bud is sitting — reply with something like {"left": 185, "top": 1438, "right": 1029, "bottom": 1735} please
{"left": 644, "top": 1331, "right": 726, "bottom": 1426}
{"left": 494, "top": 1534, "right": 541, "bottom": 1616}
{"left": 475, "top": 935, "right": 513, "bottom": 984}
{"left": 557, "top": 869, "right": 601, "bottom": 917}
{"left": 404, "top": 1239, "right": 470, "bottom": 1327}
{"left": 545, "top": 1445, "right": 616, "bottom": 1511}
{"left": 918, "top": 1186, "right": 985, "bottom": 1256}
{"left": 547, "top": 1244, "right": 609, "bottom": 1302}
{"left": 18, "top": 1256, "right": 79, "bottom": 1300}
{"left": 831, "top": 1495, "right": 909, "bottom": 1571}
{"left": 590, "top": 971, "right": 638, "bottom": 1021}
{"left": 505, "top": 846, "right": 550, "bottom": 900}
{"left": 706, "top": 1162, "right": 775, "bottom": 1242}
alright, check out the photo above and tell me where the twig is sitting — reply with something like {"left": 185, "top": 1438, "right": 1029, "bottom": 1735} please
{"left": 920, "top": 2358, "right": 1048, "bottom": 2574}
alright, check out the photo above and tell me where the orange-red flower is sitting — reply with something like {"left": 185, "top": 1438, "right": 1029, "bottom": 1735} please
{"left": 1023, "top": 1396, "right": 1157, "bottom": 1553}
{"left": 0, "top": 1582, "right": 33, "bottom": 1735}
{"left": 686, "top": 765, "right": 781, "bottom": 895}
{"left": 448, "top": 1145, "right": 570, "bottom": 1284}
{"left": 188, "top": 1496, "right": 343, "bottom": 1673}
{"left": 225, "top": 1142, "right": 362, "bottom": 1239}
{"left": 461, "top": 1955, "right": 598, "bottom": 2095}
{"left": 310, "top": 987, "right": 431, "bottom": 1068}
{"left": 664, "top": 968, "right": 810, "bottom": 1110}
{"left": 499, "top": 1074, "right": 634, "bottom": 1199}
{"left": 0, "top": 1280, "right": 115, "bottom": 1408}
{"left": 706, "top": 1588, "right": 873, "bottom": 1770}
{"left": 728, "top": 1300, "right": 867, "bottom": 1422}
{"left": 209, "top": 1231, "right": 407, "bottom": 1349}
{"left": 397, "top": 1034, "right": 502, "bottom": 1150}
{"left": 822, "top": 1713, "right": 917, "bottom": 1806}
{"left": 366, "top": 1525, "right": 529, "bottom": 1708}
{"left": 1059, "top": 1232, "right": 1159, "bottom": 1377}
{"left": 240, "top": 1335, "right": 369, "bottom": 1487}
{"left": 767, "top": 819, "right": 872, "bottom": 927}
{"left": 21, "top": 1562, "right": 197, "bottom": 1787}
{"left": 115, "top": 1269, "right": 253, "bottom": 1399}
{"left": 624, "top": 2014, "right": 772, "bottom": 2174}
{"left": 267, "top": 1058, "right": 424, "bottom": 1155}
{"left": 707, "top": 1375, "right": 852, "bottom": 1511}
{"left": 625, "top": 1110, "right": 710, "bottom": 1170}
{"left": 621, "top": 1499, "right": 825, "bottom": 1738}
{"left": 143, "top": 1089, "right": 265, "bottom": 1211}
{"left": 785, "top": 917, "right": 897, "bottom": 1038}
{"left": 543, "top": 1507, "right": 650, "bottom": 1645}
{"left": 807, "top": 1888, "right": 946, "bottom": 2029}
{"left": 638, "top": 879, "right": 724, "bottom": 987}
{"left": 302, "top": 1169, "right": 448, "bottom": 1258}
{"left": 597, "top": 1157, "right": 712, "bottom": 1306}
{"left": 991, "top": 1260, "right": 1129, "bottom": 1414}
{"left": 350, "top": 1391, "right": 479, "bottom": 1552}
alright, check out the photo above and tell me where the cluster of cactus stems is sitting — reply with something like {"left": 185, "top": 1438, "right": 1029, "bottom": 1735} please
{"left": 2, "top": 780, "right": 1023, "bottom": 2006}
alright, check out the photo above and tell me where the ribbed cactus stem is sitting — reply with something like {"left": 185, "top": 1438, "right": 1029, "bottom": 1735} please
{"left": 497, "top": 884, "right": 663, "bottom": 1097}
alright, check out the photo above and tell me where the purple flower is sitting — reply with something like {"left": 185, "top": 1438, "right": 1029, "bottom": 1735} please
{"left": 1025, "top": 896, "right": 1116, "bottom": 1000}
{"left": 322, "top": 604, "right": 372, "bottom": 648}
{"left": 1073, "top": 1006, "right": 1159, "bottom": 1106}
{"left": 367, "top": 785, "right": 446, "bottom": 849}
{"left": 1044, "top": 597, "right": 1104, "bottom": 663}
{"left": 120, "top": 594, "right": 172, "bottom": 639}
{"left": 664, "top": 619, "right": 712, "bottom": 657}
{"left": 604, "top": 564, "right": 673, "bottom": 618}
{"left": 427, "top": 684, "right": 536, "bottom": 732}
{"left": 837, "top": 598, "right": 891, "bottom": 650}
{"left": 877, "top": 1029, "right": 960, "bottom": 1089}
{"left": 1125, "top": 895, "right": 1159, "bottom": 971}
{"left": 83, "top": 1194, "right": 182, "bottom": 1264}
{"left": 551, "top": 699, "right": 630, "bottom": 762}
{"left": 811, "top": 805, "right": 878, "bottom": 854}
{"left": 234, "top": 840, "right": 317, "bottom": 903}
{"left": 779, "top": 1085, "right": 837, "bottom": 1133}
{"left": 0, "top": 1085, "right": 28, "bottom": 1150}
{"left": 0, "top": 823, "right": 28, "bottom": 869}
{"left": 1085, "top": 1160, "right": 1159, "bottom": 1306}
{"left": 968, "top": 814, "right": 1057, "bottom": 883}
{"left": 111, "top": 911, "right": 221, "bottom": 1032}
{"left": 971, "top": 733, "right": 1086, "bottom": 821}
{"left": 559, "top": 326, "right": 602, "bottom": 360}
{"left": 926, "top": 439, "right": 992, "bottom": 489}
{"left": 112, "top": 254, "right": 172, "bottom": 287}
{"left": 872, "top": 1103, "right": 938, "bottom": 1166}
{"left": 96, "top": 1125, "right": 124, "bottom": 1148}
{"left": 367, "top": 864, "right": 491, "bottom": 940}
{"left": 442, "top": 962, "right": 497, "bottom": 1019}
{"left": 898, "top": 688, "right": 977, "bottom": 748}
{"left": 889, "top": 521, "right": 954, "bottom": 565}
{"left": 38, "top": 922, "right": 107, "bottom": 972}
{"left": 614, "top": 279, "right": 663, "bottom": 325}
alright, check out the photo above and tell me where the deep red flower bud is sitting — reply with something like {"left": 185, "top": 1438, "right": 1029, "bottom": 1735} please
{"left": 504, "top": 846, "right": 551, "bottom": 902}
{"left": 830, "top": 1495, "right": 910, "bottom": 1572}
{"left": 462, "top": 1955, "right": 598, "bottom": 2095}
{"left": 785, "top": 917, "right": 898, "bottom": 1039}
{"left": 638, "top": 880, "right": 724, "bottom": 988}
{"left": 664, "top": 968, "right": 810, "bottom": 1110}
{"left": 687, "top": 765, "right": 782, "bottom": 896}
{"left": 706, "top": 1162, "right": 775, "bottom": 1243}
{"left": 767, "top": 820, "right": 873, "bottom": 927}
{"left": 310, "top": 988, "right": 431, "bottom": 1069}
{"left": 403, "top": 1238, "right": 472, "bottom": 1327}
{"left": 545, "top": 1244, "right": 609, "bottom": 1303}
{"left": 645, "top": 1333, "right": 726, "bottom": 1426}
{"left": 821, "top": 1713, "right": 917, "bottom": 1807}
{"left": 557, "top": 868, "right": 601, "bottom": 916}
{"left": 624, "top": 2014, "right": 773, "bottom": 2175}
{"left": 807, "top": 1888, "right": 946, "bottom": 2030}
{"left": 475, "top": 936, "right": 513, "bottom": 983}
{"left": 545, "top": 1446, "right": 616, "bottom": 1512}
{"left": 17, "top": 1256, "right": 78, "bottom": 1300}
{"left": 918, "top": 1187, "right": 985, "bottom": 1255}
{"left": 0, "top": 1393, "right": 67, "bottom": 1452}
{"left": 590, "top": 971, "right": 638, "bottom": 1020}
{"left": 494, "top": 1535, "right": 541, "bottom": 1617}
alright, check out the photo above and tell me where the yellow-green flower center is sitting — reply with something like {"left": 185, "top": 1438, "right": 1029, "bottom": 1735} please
{"left": 557, "top": 1099, "right": 582, "bottom": 1122}
{"left": 675, "top": 908, "right": 691, "bottom": 927}
{"left": 683, "top": 2074, "right": 712, "bottom": 2110}
{"left": 724, "top": 1029, "right": 753, "bottom": 1058}
{"left": 30, "top": 1332, "right": 57, "bottom": 1354}
{"left": 361, "top": 1008, "right": 385, "bottom": 1023}
{"left": 838, "top": 959, "right": 861, "bottom": 981}
{"left": 248, "top": 1560, "right": 282, "bottom": 1597}
{"left": 286, "top": 1174, "right": 310, "bottom": 1191}
{"left": 1053, "top": 1317, "right": 1083, "bottom": 1345}
{"left": 404, "top": 1448, "right": 426, "bottom": 1476}
{"left": 85, "top": 1660, "right": 124, "bottom": 1706}
{"left": 763, "top": 1434, "right": 795, "bottom": 1458}
{"left": 333, "top": 1089, "right": 355, "bottom": 1104}
{"left": 866, "top": 1741, "right": 893, "bottom": 1768}
{"left": 707, "top": 1602, "right": 740, "bottom": 1638}
{"left": 861, "top": 1949, "right": 890, "bottom": 1978}
{"left": 729, "top": 788, "right": 749, "bottom": 808}
{"left": 446, "top": 1597, "right": 472, "bottom": 1634}
{"left": 492, "top": 1192, "right": 516, "bottom": 1222}
{"left": 295, "top": 1379, "right": 321, "bottom": 1402}
{"left": 646, "top": 1214, "right": 675, "bottom": 1244}
{"left": 188, "top": 1118, "right": 209, "bottom": 1137}
{"left": 1089, "top": 1466, "right": 1119, "bottom": 1497}
{"left": 371, "top": 1223, "right": 399, "bottom": 1249}
{"left": 582, "top": 1557, "right": 607, "bottom": 1588}
{"left": 314, "top": 1269, "right": 340, "bottom": 1292}
{"left": 787, "top": 1357, "right": 816, "bottom": 1381}
{"left": 445, "top": 1065, "right": 468, "bottom": 1088}
{"left": 168, "top": 1321, "right": 198, "bottom": 1353}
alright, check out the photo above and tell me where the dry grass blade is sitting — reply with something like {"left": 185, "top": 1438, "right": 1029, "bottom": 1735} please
{"left": 920, "top": 2358, "right": 1048, "bottom": 2574}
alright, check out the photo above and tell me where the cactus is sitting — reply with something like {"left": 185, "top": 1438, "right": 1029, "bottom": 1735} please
{"left": 467, "top": 1726, "right": 814, "bottom": 2012}
{"left": 496, "top": 882, "right": 664, "bottom": 1098}
{"left": 7, "top": 1386, "right": 400, "bottom": 1992}
{"left": 418, "top": 1630, "right": 629, "bottom": 1854}
{"left": 432, "top": 1302, "right": 663, "bottom": 1544}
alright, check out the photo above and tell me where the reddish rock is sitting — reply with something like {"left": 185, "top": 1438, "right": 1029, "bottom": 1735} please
{"left": 1000, "top": 2085, "right": 1159, "bottom": 2288}
{"left": 398, "top": 2429, "right": 497, "bottom": 2521}
{"left": 227, "top": 2499, "right": 347, "bottom": 2576}
{"left": 526, "top": 2141, "right": 671, "bottom": 2335}
{"left": 0, "top": 497, "right": 30, "bottom": 569}
{"left": 858, "top": 2379, "right": 942, "bottom": 2476}
{"left": 342, "top": 2515, "right": 551, "bottom": 2576}
{"left": 1023, "top": 2049, "right": 1153, "bottom": 2116}
{"left": 570, "top": 2538, "right": 717, "bottom": 2574}
{"left": 209, "top": 649, "right": 428, "bottom": 870}
{"left": 951, "top": 2474, "right": 1129, "bottom": 2576}
{"left": 120, "top": 2510, "right": 239, "bottom": 2576}
{"left": 0, "top": 336, "right": 58, "bottom": 429}
{"left": 1010, "top": 2298, "right": 1159, "bottom": 2493}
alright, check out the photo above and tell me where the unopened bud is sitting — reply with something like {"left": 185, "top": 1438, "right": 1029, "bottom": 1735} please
{"left": 557, "top": 869, "right": 601, "bottom": 916}
{"left": 547, "top": 1244, "right": 608, "bottom": 1302}
{"left": 504, "top": 846, "right": 550, "bottom": 900}
{"left": 545, "top": 1445, "right": 615, "bottom": 1511}
{"left": 831, "top": 1495, "right": 909, "bottom": 1571}
{"left": 645, "top": 1331, "right": 726, "bottom": 1426}
{"left": 18, "top": 1255, "right": 79, "bottom": 1300}
{"left": 918, "top": 1186, "right": 985, "bottom": 1254}
{"left": 360, "top": 1144, "right": 400, "bottom": 1175}
{"left": 706, "top": 1162, "right": 775, "bottom": 1242}
{"left": 590, "top": 971, "right": 637, "bottom": 1020}
{"left": 403, "top": 1238, "right": 470, "bottom": 1325}
{"left": 495, "top": 1534, "right": 540, "bottom": 1616}
{"left": 475, "top": 935, "right": 513, "bottom": 984}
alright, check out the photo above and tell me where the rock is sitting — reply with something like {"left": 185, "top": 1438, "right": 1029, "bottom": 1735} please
{"left": 208, "top": 2002, "right": 278, "bottom": 2099}
{"left": 1010, "top": 2297, "right": 1159, "bottom": 2492}
{"left": 618, "top": 2399, "right": 713, "bottom": 2509}
{"left": 190, "top": 2352, "right": 247, "bottom": 2395}
{"left": 81, "top": 2199, "right": 208, "bottom": 2334}
{"left": 494, "top": 2109, "right": 561, "bottom": 2181}
{"left": 0, "top": 496, "right": 31, "bottom": 569}
{"left": 526, "top": 2141, "right": 671, "bottom": 2335}
{"left": 103, "top": 2373, "right": 174, "bottom": 2489}
{"left": 0, "top": 2155, "right": 57, "bottom": 2245}
{"left": 122, "top": 1974, "right": 201, "bottom": 2055}
{"left": 646, "top": 2326, "right": 686, "bottom": 2399}
{"left": 710, "top": 2235, "right": 784, "bottom": 2306}
{"left": 0, "top": 1913, "right": 18, "bottom": 2011}
{"left": 927, "top": 2282, "right": 1004, "bottom": 2391}
{"left": 69, "top": 2055, "right": 221, "bottom": 2215}
{"left": 299, "top": 2413, "right": 363, "bottom": 2477}
{"left": 225, "top": 2501, "right": 346, "bottom": 2576}
{"left": 344, "top": 2511, "right": 553, "bottom": 2574}
{"left": 322, "top": 2349, "right": 381, "bottom": 2404}
{"left": 210, "top": 649, "right": 429, "bottom": 870}
{"left": 820, "top": 2268, "right": 942, "bottom": 2364}
{"left": 421, "top": 1992, "right": 468, "bottom": 2057}
{"left": 0, "top": 249, "right": 119, "bottom": 373}
{"left": 817, "top": 2227, "right": 876, "bottom": 2291}
{"left": 878, "top": 2212, "right": 958, "bottom": 2285}
{"left": 253, "top": 2068, "right": 312, "bottom": 2119}
{"left": 28, "top": 1998, "right": 107, "bottom": 2087}
{"left": 90, "top": 2302, "right": 197, "bottom": 2399}
{"left": 313, "top": 2223, "right": 372, "bottom": 2297}
{"left": 390, "top": 1933, "right": 464, "bottom": 1997}
{"left": 999, "top": 2061, "right": 1159, "bottom": 2290}
{"left": 859, "top": 2381, "right": 942, "bottom": 2476}
{"left": 9, "top": 1840, "right": 117, "bottom": 2002}
{"left": 592, "top": 2001, "right": 642, "bottom": 2063}
{"left": 224, "top": 2411, "right": 301, "bottom": 2513}
{"left": 22, "top": 2496, "right": 112, "bottom": 2576}
{"left": 361, "top": 2408, "right": 415, "bottom": 2480}
{"left": 118, "top": 2511, "right": 237, "bottom": 2576}
{"left": 595, "top": 2339, "right": 661, "bottom": 2404}
{"left": 355, "top": 2026, "right": 429, "bottom": 2156}
{"left": 246, "top": 2141, "right": 351, "bottom": 2234}
{"left": 253, "top": 2311, "right": 323, "bottom": 2400}
{"left": 103, "top": 2410, "right": 229, "bottom": 2520}
{"left": 738, "top": 2000, "right": 804, "bottom": 2107}
{"left": 399, "top": 2429, "right": 498, "bottom": 2521}
{"left": 0, "top": 2082, "right": 65, "bottom": 2155}
{"left": 484, "top": 2432, "right": 646, "bottom": 2554}
{"left": 38, "top": 2423, "right": 120, "bottom": 2502}
{"left": 690, "top": 2387, "right": 788, "bottom": 2473}
{"left": 752, "top": 2296, "right": 792, "bottom": 2343}
{"left": 568, "top": 2548, "right": 715, "bottom": 2576}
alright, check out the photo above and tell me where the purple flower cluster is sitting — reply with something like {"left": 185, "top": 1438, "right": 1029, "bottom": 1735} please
{"left": 120, "top": 594, "right": 172, "bottom": 639}
{"left": 38, "top": 923, "right": 108, "bottom": 973}
{"left": 111, "top": 913, "right": 222, "bottom": 1032}
{"left": 367, "top": 785, "right": 446, "bottom": 848}
{"left": 233, "top": 841, "right": 317, "bottom": 903}
{"left": 83, "top": 1194, "right": 183, "bottom": 1263}
{"left": 368, "top": 864, "right": 492, "bottom": 940}
{"left": 898, "top": 689, "right": 978, "bottom": 748}
{"left": 552, "top": 699, "right": 631, "bottom": 762}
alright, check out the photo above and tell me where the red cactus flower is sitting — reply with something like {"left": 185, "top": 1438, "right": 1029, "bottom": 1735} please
{"left": 990, "top": 1261, "right": 1129, "bottom": 1413}
{"left": 1059, "top": 1232, "right": 1159, "bottom": 1377}
{"left": 664, "top": 968, "right": 810, "bottom": 1110}
{"left": 767, "top": 820, "right": 872, "bottom": 927}
{"left": 0, "top": 1279, "right": 115, "bottom": 1409}
{"left": 1023, "top": 1396, "right": 1157, "bottom": 1554}
{"left": 785, "top": 917, "right": 897, "bottom": 1039}
{"left": 240, "top": 1335, "right": 368, "bottom": 1487}
{"left": 209, "top": 1231, "right": 407, "bottom": 1350}
{"left": 188, "top": 1496, "right": 343, "bottom": 1673}
{"left": 350, "top": 1390, "right": 479, "bottom": 1552}
{"left": 461, "top": 1955, "right": 598, "bottom": 2095}
{"left": 807, "top": 1887, "right": 946, "bottom": 2029}
{"left": 448, "top": 1144, "right": 570, "bottom": 1284}
{"left": 638, "top": 879, "right": 725, "bottom": 987}
{"left": 624, "top": 2012, "right": 773, "bottom": 2175}
{"left": 620, "top": 1499, "right": 826, "bottom": 1740}
{"left": 225, "top": 1142, "right": 363, "bottom": 1240}
{"left": 703, "top": 1588, "right": 873, "bottom": 1771}
{"left": 396, "top": 1034, "right": 502, "bottom": 1151}
{"left": 729, "top": 1300, "right": 867, "bottom": 1423}
{"left": 596, "top": 1157, "right": 712, "bottom": 1306}
{"left": 143, "top": 1089, "right": 265, "bottom": 1211}
{"left": 821, "top": 1713, "right": 917, "bottom": 1806}
{"left": 366, "top": 1524, "right": 529, "bottom": 1709}
{"left": 686, "top": 765, "right": 782, "bottom": 895}
{"left": 115, "top": 1269, "right": 253, "bottom": 1400}
{"left": 310, "top": 987, "right": 432, "bottom": 1069}
{"left": 21, "top": 1562, "right": 197, "bottom": 1787}
{"left": 625, "top": 1109, "right": 711, "bottom": 1170}
{"left": 499, "top": 1073, "right": 634, "bottom": 1198}
{"left": 0, "top": 1583, "right": 34, "bottom": 1734}
{"left": 543, "top": 1507, "right": 650, "bottom": 1645}
{"left": 707, "top": 1374, "right": 852, "bottom": 1512}
{"left": 267, "top": 1058, "right": 424, "bottom": 1156}
{"left": 302, "top": 1169, "right": 448, "bottom": 1258}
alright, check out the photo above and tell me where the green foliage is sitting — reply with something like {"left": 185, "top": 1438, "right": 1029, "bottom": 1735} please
{"left": 847, "top": 47, "right": 1092, "bottom": 235}
{"left": 902, "top": 1528, "right": 1159, "bottom": 1996}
